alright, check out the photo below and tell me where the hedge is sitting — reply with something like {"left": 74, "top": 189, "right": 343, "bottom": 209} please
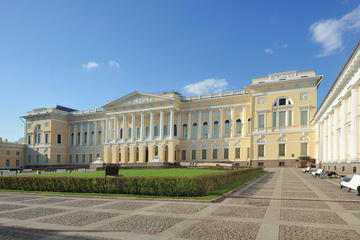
{"left": 0, "top": 167, "right": 262, "bottom": 197}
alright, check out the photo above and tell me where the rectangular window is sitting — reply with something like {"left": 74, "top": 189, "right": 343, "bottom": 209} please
{"left": 69, "top": 155, "right": 72, "bottom": 163}
{"left": 16, "top": 151, "right": 20, "bottom": 156}
{"left": 300, "top": 110, "right": 308, "bottom": 125}
{"left": 278, "top": 111, "right": 286, "bottom": 127}
{"left": 145, "top": 126, "right": 149, "bottom": 138}
{"left": 213, "top": 149, "right": 217, "bottom": 160}
{"left": 76, "top": 154, "right": 79, "bottom": 163}
{"left": 301, "top": 143, "right": 307, "bottom": 156}
{"left": 235, "top": 148, "right": 240, "bottom": 158}
{"left": 164, "top": 125, "right": 168, "bottom": 136}
{"left": 28, "top": 135, "right": 31, "bottom": 144}
{"left": 183, "top": 125, "right": 188, "bottom": 138}
{"left": 45, "top": 133, "right": 48, "bottom": 144}
{"left": 77, "top": 133, "right": 80, "bottom": 145}
{"left": 128, "top": 128, "right": 132, "bottom": 138}
{"left": 6, "top": 159, "right": 10, "bottom": 167}
{"left": 84, "top": 132, "right": 87, "bottom": 144}
{"left": 27, "top": 155, "right": 31, "bottom": 163}
{"left": 181, "top": 150, "right": 186, "bottom": 160}
{"left": 258, "top": 114, "right": 265, "bottom": 129}
{"left": 288, "top": 110, "right": 292, "bottom": 126}
{"left": 89, "top": 154, "right": 92, "bottom": 163}
{"left": 258, "top": 145, "right": 264, "bottom": 157}
{"left": 82, "top": 154, "right": 86, "bottom": 163}
{"left": 98, "top": 131, "right": 102, "bottom": 145}
{"left": 224, "top": 148, "right": 229, "bottom": 159}
{"left": 279, "top": 144, "right": 285, "bottom": 156}
{"left": 154, "top": 126, "right": 158, "bottom": 137}
{"left": 258, "top": 162, "right": 264, "bottom": 167}
{"left": 202, "top": 149, "right": 206, "bottom": 160}
{"left": 136, "top": 127, "right": 140, "bottom": 139}
{"left": 272, "top": 112, "right": 277, "bottom": 127}
{"left": 192, "top": 150, "right": 196, "bottom": 160}
{"left": 57, "top": 134, "right": 62, "bottom": 144}
{"left": 16, "top": 160, "right": 19, "bottom": 167}
{"left": 279, "top": 162, "right": 285, "bottom": 167}
{"left": 36, "top": 154, "right": 40, "bottom": 163}
{"left": 57, "top": 154, "right": 61, "bottom": 163}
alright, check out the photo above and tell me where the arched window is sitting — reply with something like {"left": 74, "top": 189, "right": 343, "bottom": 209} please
{"left": 192, "top": 123, "right": 198, "bottom": 138}
{"left": 224, "top": 120, "right": 231, "bottom": 137}
{"left": 203, "top": 122, "right": 208, "bottom": 137}
{"left": 35, "top": 124, "right": 41, "bottom": 131}
{"left": 98, "top": 131, "right": 102, "bottom": 145}
{"left": 236, "top": 119, "right": 242, "bottom": 134}
{"left": 273, "top": 97, "right": 293, "bottom": 107}
{"left": 182, "top": 124, "right": 187, "bottom": 138}
{"left": 174, "top": 124, "right": 177, "bottom": 137}
{"left": 214, "top": 121, "right": 219, "bottom": 138}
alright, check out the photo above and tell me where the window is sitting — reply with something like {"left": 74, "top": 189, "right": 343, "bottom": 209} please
{"left": 236, "top": 119, "right": 241, "bottom": 134}
{"left": 258, "top": 145, "right": 264, "bottom": 157}
{"left": 279, "top": 162, "right": 285, "bottom": 167}
{"left": 98, "top": 131, "right": 102, "bottom": 144}
{"left": 301, "top": 143, "right": 307, "bottom": 156}
{"left": 272, "top": 112, "right": 277, "bottom": 127}
{"left": 279, "top": 144, "right": 285, "bottom": 156}
{"left": 224, "top": 120, "right": 231, "bottom": 137}
{"left": 82, "top": 154, "right": 86, "bottom": 163}
{"left": 224, "top": 148, "right": 229, "bottom": 159}
{"left": 182, "top": 124, "right": 188, "bottom": 138}
{"left": 69, "top": 155, "right": 72, "bottom": 163}
{"left": 258, "top": 97, "right": 265, "bottom": 104}
{"left": 6, "top": 159, "right": 10, "bottom": 167}
{"left": 84, "top": 132, "right": 87, "bottom": 144}
{"left": 76, "top": 154, "right": 79, "bottom": 163}
{"left": 181, "top": 150, "right": 186, "bottom": 160}
{"left": 16, "top": 151, "right": 19, "bottom": 156}
{"left": 334, "top": 166, "right": 337, "bottom": 171}
{"left": 145, "top": 126, "right": 149, "bottom": 138}
{"left": 202, "top": 149, "right": 206, "bottom": 160}
{"left": 342, "top": 166, "right": 345, "bottom": 172}
{"left": 91, "top": 131, "right": 94, "bottom": 145}
{"left": 258, "top": 114, "right": 265, "bottom": 129}
{"left": 213, "top": 149, "right": 217, "bottom": 159}
{"left": 235, "top": 148, "right": 240, "bottom": 158}
{"left": 137, "top": 127, "right": 140, "bottom": 139}
{"left": 163, "top": 125, "right": 168, "bottom": 136}
{"left": 57, "top": 154, "right": 61, "bottom": 163}
{"left": 120, "top": 128, "right": 123, "bottom": 139}
{"left": 203, "top": 122, "right": 208, "bottom": 137}
{"left": 300, "top": 110, "right": 308, "bottom": 125}
{"left": 36, "top": 154, "right": 40, "bottom": 163}
{"left": 214, "top": 121, "right": 219, "bottom": 138}
{"left": 300, "top": 92, "right": 309, "bottom": 100}
{"left": 45, "top": 133, "right": 48, "bottom": 144}
{"left": 16, "top": 160, "right": 19, "bottom": 167}
{"left": 28, "top": 135, "right": 31, "bottom": 144}
{"left": 154, "top": 125, "right": 159, "bottom": 137}
{"left": 71, "top": 133, "right": 74, "bottom": 145}
{"left": 288, "top": 111, "right": 292, "bottom": 126}
{"left": 192, "top": 150, "right": 196, "bottom": 160}
{"left": 279, "top": 98, "right": 286, "bottom": 105}
{"left": 35, "top": 124, "right": 41, "bottom": 131}
{"left": 89, "top": 154, "right": 92, "bottom": 162}
{"left": 279, "top": 111, "right": 286, "bottom": 127}
{"left": 44, "top": 154, "right": 48, "bottom": 163}
{"left": 77, "top": 132, "right": 80, "bottom": 145}
{"left": 192, "top": 123, "right": 198, "bottom": 138}
{"left": 128, "top": 128, "right": 132, "bottom": 138}
{"left": 273, "top": 97, "right": 293, "bottom": 107}
{"left": 248, "top": 118, "right": 251, "bottom": 133}
{"left": 174, "top": 124, "right": 177, "bottom": 137}
{"left": 57, "top": 134, "right": 61, "bottom": 144}
{"left": 258, "top": 162, "right": 264, "bottom": 167}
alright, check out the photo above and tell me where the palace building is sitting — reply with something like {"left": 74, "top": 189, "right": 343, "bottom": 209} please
{"left": 313, "top": 42, "right": 360, "bottom": 174}
{"left": 21, "top": 70, "right": 322, "bottom": 169}
{"left": 0, "top": 137, "right": 25, "bottom": 169}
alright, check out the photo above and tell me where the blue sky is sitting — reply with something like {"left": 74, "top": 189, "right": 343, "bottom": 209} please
{"left": 1, "top": 0, "right": 360, "bottom": 142}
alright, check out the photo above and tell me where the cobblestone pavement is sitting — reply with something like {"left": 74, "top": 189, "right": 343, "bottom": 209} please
{"left": 1, "top": 168, "right": 360, "bottom": 239}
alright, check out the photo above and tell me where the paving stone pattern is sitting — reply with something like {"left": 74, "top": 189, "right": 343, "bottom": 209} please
{"left": 0, "top": 168, "right": 359, "bottom": 239}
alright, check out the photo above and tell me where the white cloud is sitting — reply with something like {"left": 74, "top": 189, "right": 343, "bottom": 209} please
{"left": 310, "top": 5, "right": 360, "bottom": 57}
{"left": 82, "top": 61, "right": 99, "bottom": 70}
{"left": 280, "top": 43, "right": 288, "bottom": 48}
{"left": 108, "top": 59, "right": 120, "bottom": 68}
{"left": 264, "top": 48, "right": 274, "bottom": 54}
{"left": 184, "top": 78, "right": 228, "bottom": 95}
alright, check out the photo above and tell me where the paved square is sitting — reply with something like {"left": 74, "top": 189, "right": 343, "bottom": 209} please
{"left": 225, "top": 197, "right": 270, "bottom": 206}
{"left": 281, "top": 200, "right": 330, "bottom": 209}
{"left": 280, "top": 209, "right": 347, "bottom": 224}
{"left": 147, "top": 203, "right": 209, "bottom": 214}
{"left": 57, "top": 199, "right": 110, "bottom": 208}
{"left": 180, "top": 220, "right": 260, "bottom": 240}
{"left": 23, "top": 197, "right": 76, "bottom": 205}
{"left": 0, "top": 207, "right": 67, "bottom": 220}
{"left": 101, "top": 215, "right": 183, "bottom": 234}
{"left": 211, "top": 206, "right": 267, "bottom": 219}
{"left": 99, "top": 201, "right": 153, "bottom": 211}
{"left": 39, "top": 211, "right": 119, "bottom": 227}
{"left": 0, "top": 203, "right": 27, "bottom": 212}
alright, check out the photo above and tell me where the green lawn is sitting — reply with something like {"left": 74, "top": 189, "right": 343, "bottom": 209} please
{"left": 22, "top": 168, "right": 225, "bottom": 178}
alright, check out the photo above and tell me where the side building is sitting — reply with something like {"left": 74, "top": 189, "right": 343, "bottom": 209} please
{"left": 0, "top": 137, "right": 25, "bottom": 169}
{"left": 21, "top": 70, "right": 322, "bottom": 168}
{"left": 313, "top": 42, "right": 360, "bottom": 174}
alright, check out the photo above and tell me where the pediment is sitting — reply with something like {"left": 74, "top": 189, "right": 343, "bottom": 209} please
{"left": 103, "top": 91, "right": 172, "bottom": 108}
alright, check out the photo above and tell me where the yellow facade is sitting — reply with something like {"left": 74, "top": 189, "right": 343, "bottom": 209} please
{"left": 0, "top": 137, "right": 25, "bottom": 169}
{"left": 21, "top": 70, "right": 322, "bottom": 168}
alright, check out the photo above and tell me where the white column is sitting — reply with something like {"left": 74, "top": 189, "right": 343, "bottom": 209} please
{"left": 333, "top": 107, "right": 339, "bottom": 162}
{"left": 230, "top": 108, "right": 234, "bottom": 138}
{"left": 219, "top": 108, "right": 223, "bottom": 138}
{"left": 80, "top": 123, "right": 83, "bottom": 146}
{"left": 340, "top": 98, "right": 347, "bottom": 161}
{"left": 140, "top": 112, "right": 144, "bottom": 141}
{"left": 150, "top": 111, "right": 154, "bottom": 140}
{"left": 87, "top": 122, "right": 90, "bottom": 146}
{"left": 160, "top": 110, "right": 164, "bottom": 140}
{"left": 350, "top": 87, "right": 359, "bottom": 161}
{"left": 198, "top": 111, "right": 202, "bottom": 140}
{"left": 102, "top": 120, "right": 106, "bottom": 144}
{"left": 73, "top": 124, "right": 77, "bottom": 146}
{"left": 322, "top": 120, "right": 327, "bottom": 163}
{"left": 122, "top": 114, "right": 126, "bottom": 142}
{"left": 317, "top": 123, "right": 321, "bottom": 163}
{"left": 208, "top": 109, "right": 212, "bottom": 139}
{"left": 113, "top": 117, "right": 117, "bottom": 142}
{"left": 177, "top": 113, "right": 181, "bottom": 139}
{"left": 169, "top": 109, "right": 174, "bottom": 139}
{"left": 131, "top": 113, "right": 135, "bottom": 142}
{"left": 187, "top": 111, "right": 191, "bottom": 140}
{"left": 94, "top": 121, "right": 97, "bottom": 145}
{"left": 327, "top": 114, "right": 332, "bottom": 163}
{"left": 242, "top": 107, "right": 245, "bottom": 137}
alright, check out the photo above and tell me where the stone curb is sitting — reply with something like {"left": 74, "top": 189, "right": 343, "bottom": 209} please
{"left": 0, "top": 172, "right": 267, "bottom": 203}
